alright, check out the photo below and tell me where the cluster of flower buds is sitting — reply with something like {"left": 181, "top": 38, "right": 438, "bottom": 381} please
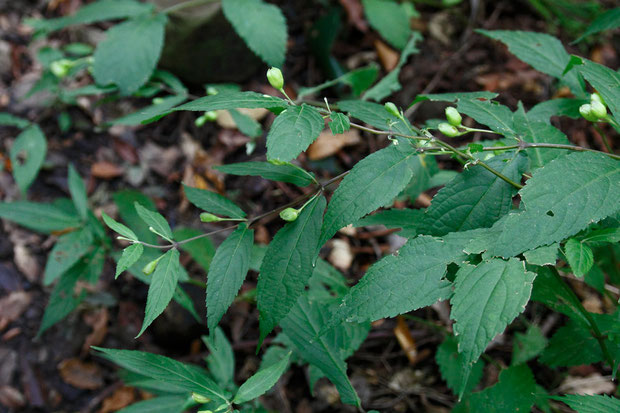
{"left": 579, "top": 93, "right": 608, "bottom": 122}
{"left": 438, "top": 107, "right": 464, "bottom": 137}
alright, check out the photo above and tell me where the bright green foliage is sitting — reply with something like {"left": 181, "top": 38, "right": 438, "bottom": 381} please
{"left": 523, "top": 243, "right": 559, "bottom": 266}
{"left": 137, "top": 248, "right": 181, "bottom": 337}
{"left": 512, "top": 325, "right": 547, "bottom": 365}
{"left": 93, "top": 347, "right": 230, "bottom": 403}
{"left": 204, "top": 328, "right": 235, "bottom": 389}
{"left": 233, "top": 352, "right": 291, "bottom": 403}
{"left": 68, "top": 165, "right": 88, "bottom": 220}
{"left": 338, "top": 100, "right": 413, "bottom": 135}
{"left": 175, "top": 91, "right": 287, "bottom": 113}
{"left": 551, "top": 394, "right": 620, "bottom": 413}
{"left": 329, "top": 112, "right": 351, "bottom": 135}
{"left": 266, "top": 104, "right": 324, "bottom": 162}
{"left": 456, "top": 99, "right": 517, "bottom": 136}
{"left": 116, "top": 244, "right": 144, "bottom": 279}
{"left": 93, "top": 14, "right": 167, "bottom": 95}
{"left": 574, "top": 8, "right": 620, "bottom": 43}
{"left": 257, "top": 196, "right": 326, "bottom": 343}
{"left": 478, "top": 152, "right": 620, "bottom": 258}
{"left": 115, "top": 396, "right": 187, "bottom": 413}
{"left": 362, "top": 0, "right": 413, "bottom": 50}
{"left": 419, "top": 154, "right": 526, "bottom": 236}
{"left": 451, "top": 259, "right": 535, "bottom": 371}
{"left": 436, "top": 335, "right": 484, "bottom": 396}
{"left": 10, "top": 125, "right": 47, "bottom": 193}
{"left": 0, "top": 201, "right": 81, "bottom": 233}
{"left": 207, "top": 224, "right": 254, "bottom": 333}
{"left": 540, "top": 319, "right": 604, "bottom": 367}
{"left": 320, "top": 143, "right": 419, "bottom": 246}
{"left": 43, "top": 228, "right": 94, "bottom": 285}
{"left": 478, "top": 30, "right": 584, "bottom": 95}
{"left": 564, "top": 238, "right": 594, "bottom": 277}
{"left": 114, "top": 190, "right": 158, "bottom": 243}
{"left": 134, "top": 202, "right": 174, "bottom": 240}
{"left": 184, "top": 184, "right": 246, "bottom": 219}
{"left": 102, "top": 213, "right": 138, "bottom": 241}
{"left": 571, "top": 57, "right": 620, "bottom": 123}
{"left": 222, "top": 0, "right": 287, "bottom": 67}
{"left": 216, "top": 162, "right": 315, "bottom": 187}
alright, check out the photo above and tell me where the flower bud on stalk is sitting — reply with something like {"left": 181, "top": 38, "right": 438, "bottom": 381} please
{"left": 200, "top": 212, "right": 223, "bottom": 223}
{"left": 267, "top": 67, "right": 284, "bottom": 90}
{"left": 50, "top": 59, "right": 74, "bottom": 78}
{"left": 279, "top": 207, "right": 299, "bottom": 222}
{"left": 590, "top": 100, "right": 607, "bottom": 119}
{"left": 445, "top": 107, "right": 462, "bottom": 126}
{"left": 384, "top": 102, "right": 401, "bottom": 118}
{"left": 438, "top": 122, "right": 460, "bottom": 137}
{"left": 579, "top": 104, "right": 599, "bottom": 122}
{"left": 191, "top": 393, "right": 211, "bottom": 404}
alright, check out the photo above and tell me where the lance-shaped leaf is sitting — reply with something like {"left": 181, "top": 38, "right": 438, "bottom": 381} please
{"left": 480, "top": 152, "right": 620, "bottom": 258}
{"left": 138, "top": 248, "right": 181, "bottom": 337}
{"left": 411, "top": 91, "right": 499, "bottom": 106}
{"left": 338, "top": 100, "right": 413, "bottom": 135}
{"left": 574, "top": 8, "right": 620, "bottom": 43}
{"left": 207, "top": 224, "right": 254, "bottom": 333}
{"left": 233, "top": 351, "right": 291, "bottom": 404}
{"left": 10, "top": 125, "right": 47, "bottom": 194}
{"left": 266, "top": 104, "right": 324, "bottom": 162}
{"left": 573, "top": 57, "right": 620, "bottom": 123}
{"left": 280, "top": 295, "right": 361, "bottom": 407}
{"left": 550, "top": 394, "right": 620, "bottom": 413}
{"left": 116, "top": 243, "right": 144, "bottom": 279}
{"left": 43, "top": 228, "right": 94, "bottom": 285}
{"left": 418, "top": 154, "right": 527, "bottom": 236}
{"left": 451, "top": 259, "right": 535, "bottom": 373}
{"left": 0, "top": 201, "right": 82, "bottom": 234}
{"left": 134, "top": 202, "right": 174, "bottom": 240}
{"left": 93, "top": 347, "right": 230, "bottom": 403}
{"left": 362, "top": 0, "right": 412, "bottom": 50}
{"left": 257, "top": 195, "right": 326, "bottom": 343}
{"left": 102, "top": 212, "right": 137, "bottom": 241}
{"left": 174, "top": 91, "right": 287, "bottom": 113}
{"left": 320, "top": 143, "right": 419, "bottom": 246}
{"left": 456, "top": 99, "right": 517, "bottom": 136}
{"left": 215, "top": 162, "right": 315, "bottom": 187}
{"left": 184, "top": 184, "right": 246, "bottom": 219}
{"left": 114, "top": 396, "right": 187, "bottom": 413}
{"left": 68, "top": 164, "right": 88, "bottom": 220}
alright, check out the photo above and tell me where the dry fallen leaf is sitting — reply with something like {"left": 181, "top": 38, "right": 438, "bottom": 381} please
{"left": 307, "top": 129, "right": 360, "bottom": 161}
{"left": 0, "top": 292, "right": 32, "bottom": 330}
{"left": 338, "top": 0, "right": 368, "bottom": 32}
{"left": 216, "top": 107, "right": 268, "bottom": 129}
{"left": 374, "top": 39, "right": 399, "bottom": 71}
{"left": 58, "top": 358, "right": 104, "bottom": 390}
{"left": 82, "top": 308, "right": 109, "bottom": 355}
{"left": 99, "top": 386, "right": 135, "bottom": 413}
{"left": 394, "top": 316, "right": 417, "bottom": 364}
{"left": 13, "top": 244, "right": 40, "bottom": 282}
{"left": 558, "top": 373, "right": 615, "bottom": 395}
{"left": 91, "top": 161, "right": 124, "bottom": 179}
{"left": 0, "top": 385, "right": 25, "bottom": 409}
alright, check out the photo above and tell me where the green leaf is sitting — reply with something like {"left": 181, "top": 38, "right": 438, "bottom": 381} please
{"left": 476, "top": 152, "right": 620, "bottom": 258}
{"left": 102, "top": 212, "right": 138, "bottom": 241}
{"left": 222, "top": 0, "right": 287, "bottom": 67}
{"left": 531, "top": 267, "right": 588, "bottom": 324}
{"left": 328, "top": 112, "right": 351, "bottom": 135}
{"left": 229, "top": 108, "right": 262, "bottom": 138}
{"left": 298, "top": 65, "right": 379, "bottom": 98}
{"left": 362, "top": 0, "right": 412, "bottom": 50}
{"left": 175, "top": 91, "right": 287, "bottom": 113}
{"left": 512, "top": 325, "right": 547, "bottom": 365}
{"left": 215, "top": 162, "right": 315, "bottom": 187}
{"left": 338, "top": 100, "right": 413, "bottom": 135}
{"left": 93, "top": 14, "right": 167, "bottom": 95}
{"left": 43, "top": 228, "right": 94, "bottom": 285}
{"left": 0, "top": 113, "right": 30, "bottom": 128}
{"left": 257, "top": 196, "right": 326, "bottom": 344}
{"left": 68, "top": 164, "right": 88, "bottom": 220}
{"left": 551, "top": 394, "right": 620, "bottom": 413}
{"left": 436, "top": 335, "right": 484, "bottom": 396}
{"left": 116, "top": 396, "right": 187, "bottom": 413}
{"left": 266, "top": 104, "right": 324, "bottom": 162}
{"left": 114, "top": 190, "right": 157, "bottom": 244}
{"left": 527, "top": 98, "right": 588, "bottom": 123}
{"left": 93, "top": 347, "right": 229, "bottom": 403}
{"left": 26, "top": 0, "right": 153, "bottom": 33}
{"left": 116, "top": 244, "right": 144, "bottom": 279}
{"left": 513, "top": 102, "right": 571, "bottom": 169}
{"left": 206, "top": 224, "right": 254, "bottom": 333}
{"left": 451, "top": 259, "right": 535, "bottom": 371}
{"left": 10, "top": 125, "right": 46, "bottom": 193}
{"left": 574, "top": 8, "right": 620, "bottom": 43}
{"left": 418, "top": 154, "right": 527, "bottom": 236}
{"left": 540, "top": 319, "right": 603, "bottom": 367}
{"left": 203, "top": 328, "right": 235, "bottom": 389}
{"left": 573, "top": 57, "right": 620, "bottom": 123}
{"left": 134, "top": 202, "right": 174, "bottom": 241}
{"left": 280, "top": 295, "right": 361, "bottom": 407}
{"left": 581, "top": 227, "right": 620, "bottom": 245}
{"left": 564, "top": 238, "right": 594, "bottom": 277}
{"left": 411, "top": 91, "right": 498, "bottom": 106}
{"left": 137, "top": 248, "right": 181, "bottom": 337}
{"left": 111, "top": 95, "right": 187, "bottom": 126}
{"left": 184, "top": 184, "right": 246, "bottom": 219}
{"left": 233, "top": 351, "right": 291, "bottom": 404}
{"left": 363, "top": 32, "right": 422, "bottom": 101}
{"left": 320, "top": 143, "right": 419, "bottom": 246}
{"left": 477, "top": 30, "right": 584, "bottom": 96}
{"left": 355, "top": 208, "right": 423, "bottom": 238}
{"left": 523, "top": 243, "right": 559, "bottom": 266}
{"left": 173, "top": 227, "right": 216, "bottom": 272}
{"left": 456, "top": 99, "right": 517, "bottom": 136}
{"left": 0, "top": 201, "right": 82, "bottom": 234}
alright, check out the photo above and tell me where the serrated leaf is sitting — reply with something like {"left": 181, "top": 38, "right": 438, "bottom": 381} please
{"left": 477, "top": 30, "right": 584, "bottom": 96}
{"left": 456, "top": 99, "right": 517, "bottom": 136}
{"left": 138, "top": 248, "right": 181, "bottom": 337}
{"left": 203, "top": 328, "right": 235, "bottom": 389}
{"left": 320, "top": 143, "right": 419, "bottom": 246}
{"left": 266, "top": 104, "right": 324, "bottom": 162}
{"left": 233, "top": 351, "right": 291, "bottom": 404}
{"left": 338, "top": 100, "right": 413, "bottom": 135}
{"left": 436, "top": 335, "right": 484, "bottom": 396}
{"left": 134, "top": 202, "right": 174, "bottom": 240}
{"left": 0, "top": 201, "right": 82, "bottom": 234}
{"left": 523, "top": 243, "right": 559, "bottom": 266}
{"left": 551, "top": 394, "right": 620, "bottom": 413}
{"left": 114, "top": 190, "right": 157, "bottom": 244}
{"left": 418, "top": 154, "right": 527, "bottom": 236}
{"left": 411, "top": 91, "right": 499, "bottom": 106}
{"left": 43, "top": 228, "right": 94, "bottom": 285}
{"left": 102, "top": 212, "right": 137, "bottom": 241}
{"left": 26, "top": 0, "right": 153, "bottom": 33}
{"left": 573, "top": 57, "right": 620, "bottom": 123}
{"left": 476, "top": 152, "right": 620, "bottom": 258}
{"left": 116, "top": 244, "right": 144, "bottom": 279}
{"left": 329, "top": 112, "right": 351, "bottom": 135}
{"left": 564, "top": 238, "right": 594, "bottom": 277}
{"left": 581, "top": 227, "right": 620, "bottom": 245}
{"left": 215, "top": 161, "right": 315, "bottom": 187}
{"left": 115, "top": 396, "right": 187, "bottom": 413}
{"left": 184, "top": 184, "right": 246, "bottom": 219}
{"left": 539, "top": 319, "right": 603, "bottom": 367}
{"left": 362, "top": 0, "right": 412, "bottom": 50}
{"left": 513, "top": 102, "right": 571, "bottom": 169}
{"left": 574, "top": 8, "right": 620, "bottom": 43}
{"left": 68, "top": 164, "right": 88, "bottom": 220}
{"left": 228, "top": 108, "right": 262, "bottom": 138}
{"left": 280, "top": 295, "right": 361, "bottom": 407}
{"left": 93, "top": 347, "right": 229, "bottom": 403}
{"left": 258, "top": 196, "right": 325, "bottom": 344}
{"left": 93, "top": 14, "right": 167, "bottom": 95}
{"left": 451, "top": 259, "right": 535, "bottom": 372}
{"left": 512, "top": 325, "right": 547, "bottom": 365}
{"left": 222, "top": 0, "right": 287, "bottom": 67}
{"left": 531, "top": 266, "right": 589, "bottom": 324}
{"left": 10, "top": 125, "right": 46, "bottom": 193}
{"left": 173, "top": 227, "right": 216, "bottom": 272}
{"left": 355, "top": 208, "right": 423, "bottom": 238}
{"left": 527, "top": 98, "right": 587, "bottom": 123}
{"left": 175, "top": 91, "right": 287, "bottom": 113}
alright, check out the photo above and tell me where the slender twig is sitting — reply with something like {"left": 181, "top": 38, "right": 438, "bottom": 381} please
{"left": 593, "top": 124, "right": 613, "bottom": 153}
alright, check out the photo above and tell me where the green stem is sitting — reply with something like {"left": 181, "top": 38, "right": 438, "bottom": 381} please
{"left": 593, "top": 124, "right": 613, "bottom": 153}
{"left": 160, "top": 0, "right": 218, "bottom": 14}
{"left": 460, "top": 126, "right": 503, "bottom": 135}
